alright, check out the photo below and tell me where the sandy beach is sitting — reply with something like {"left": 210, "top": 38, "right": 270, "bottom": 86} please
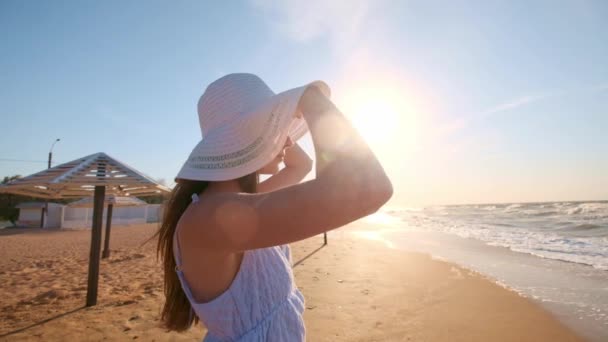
{"left": 0, "top": 222, "right": 585, "bottom": 341}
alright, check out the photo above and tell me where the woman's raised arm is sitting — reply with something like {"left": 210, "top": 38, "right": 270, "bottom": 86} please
{"left": 179, "top": 86, "right": 393, "bottom": 251}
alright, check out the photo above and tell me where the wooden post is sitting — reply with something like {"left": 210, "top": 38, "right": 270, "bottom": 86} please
{"left": 59, "top": 206, "right": 65, "bottom": 229}
{"left": 324, "top": 232, "right": 327, "bottom": 245}
{"left": 86, "top": 185, "right": 106, "bottom": 307}
{"left": 84, "top": 208, "right": 89, "bottom": 227}
{"left": 102, "top": 204, "right": 113, "bottom": 259}
{"left": 39, "top": 206, "right": 45, "bottom": 228}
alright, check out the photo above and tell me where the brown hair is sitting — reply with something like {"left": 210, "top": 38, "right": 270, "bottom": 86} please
{"left": 156, "top": 173, "right": 258, "bottom": 331}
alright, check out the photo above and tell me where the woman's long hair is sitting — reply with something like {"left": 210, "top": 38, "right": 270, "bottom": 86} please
{"left": 156, "top": 173, "right": 258, "bottom": 331}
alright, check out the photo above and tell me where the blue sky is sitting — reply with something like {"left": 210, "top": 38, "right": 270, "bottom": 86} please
{"left": 1, "top": 0, "right": 606, "bottom": 205}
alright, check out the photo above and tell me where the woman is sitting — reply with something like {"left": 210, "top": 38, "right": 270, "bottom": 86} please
{"left": 156, "top": 73, "right": 392, "bottom": 341}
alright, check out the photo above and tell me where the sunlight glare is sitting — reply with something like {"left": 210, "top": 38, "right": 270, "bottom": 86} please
{"left": 351, "top": 230, "right": 396, "bottom": 249}
{"left": 340, "top": 84, "right": 419, "bottom": 154}
{"left": 351, "top": 99, "right": 399, "bottom": 143}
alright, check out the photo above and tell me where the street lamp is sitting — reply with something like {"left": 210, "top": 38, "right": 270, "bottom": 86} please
{"left": 42, "top": 138, "right": 60, "bottom": 228}
{"left": 48, "top": 138, "right": 60, "bottom": 169}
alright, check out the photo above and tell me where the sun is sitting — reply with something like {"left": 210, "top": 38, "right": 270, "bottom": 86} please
{"left": 340, "top": 85, "right": 418, "bottom": 154}
{"left": 348, "top": 98, "right": 400, "bottom": 144}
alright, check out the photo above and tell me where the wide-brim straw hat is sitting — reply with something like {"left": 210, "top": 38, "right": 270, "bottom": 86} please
{"left": 176, "top": 73, "right": 330, "bottom": 182}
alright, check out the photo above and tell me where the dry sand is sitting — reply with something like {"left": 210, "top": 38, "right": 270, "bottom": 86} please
{"left": 0, "top": 222, "right": 585, "bottom": 341}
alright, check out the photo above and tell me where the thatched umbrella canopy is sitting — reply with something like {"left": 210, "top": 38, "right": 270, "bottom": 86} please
{"left": 0, "top": 152, "right": 169, "bottom": 198}
{"left": 0, "top": 152, "right": 170, "bottom": 306}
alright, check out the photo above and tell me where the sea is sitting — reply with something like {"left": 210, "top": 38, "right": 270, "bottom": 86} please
{"left": 353, "top": 201, "right": 608, "bottom": 342}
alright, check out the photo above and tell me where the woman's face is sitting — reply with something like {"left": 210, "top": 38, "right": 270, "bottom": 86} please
{"left": 258, "top": 137, "right": 294, "bottom": 175}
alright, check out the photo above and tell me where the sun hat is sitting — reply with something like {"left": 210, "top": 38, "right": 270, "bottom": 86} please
{"left": 176, "top": 73, "right": 331, "bottom": 182}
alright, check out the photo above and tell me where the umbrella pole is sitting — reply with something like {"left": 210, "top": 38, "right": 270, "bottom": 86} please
{"left": 86, "top": 185, "right": 105, "bottom": 307}
{"left": 102, "top": 204, "right": 113, "bottom": 259}
{"left": 39, "top": 206, "right": 45, "bottom": 228}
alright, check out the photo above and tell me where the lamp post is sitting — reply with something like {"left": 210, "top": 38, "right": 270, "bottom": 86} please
{"left": 48, "top": 138, "right": 60, "bottom": 169}
{"left": 41, "top": 138, "right": 60, "bottom": 228}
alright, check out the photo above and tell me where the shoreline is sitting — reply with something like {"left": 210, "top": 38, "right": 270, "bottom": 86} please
{"left": 0, "top": 223, "right": 586, "bottom": 341}
{"left": 344, "top": 219, "right": 607, "bottom": 342}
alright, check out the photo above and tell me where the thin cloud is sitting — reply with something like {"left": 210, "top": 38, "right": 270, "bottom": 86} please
{"left": 249, "top": 0, "right": 376, "bottom": 53}
{"left": 480, "top": 82, "right": 607, "bottom": 119}
{"left": 435, "top": 92, "right": 553, "bottom": 153}
{"left": 480, "top": 94, "right": 550, "bottom": 118}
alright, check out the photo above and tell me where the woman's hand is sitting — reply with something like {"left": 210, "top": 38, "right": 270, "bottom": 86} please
{"left": 257, "top": 138, "right": 313, "bottom": 193}
{"left": 282, "top": 137, "right": 313, "bottom": 170}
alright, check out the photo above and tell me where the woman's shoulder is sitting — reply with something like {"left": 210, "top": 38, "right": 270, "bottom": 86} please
{"left": 177, "top": 191, "right": 258, "bottom": 251}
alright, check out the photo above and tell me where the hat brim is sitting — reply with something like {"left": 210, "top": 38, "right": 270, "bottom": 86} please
{"left": 176, "top": 81, "right": 330, "bottom": 182}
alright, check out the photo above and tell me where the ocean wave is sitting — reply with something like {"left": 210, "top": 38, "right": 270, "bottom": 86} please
{"left": 490, "top": 222, "right": 516, "bottom": 227}
{"left": 504, "top": 203, "right": 523, "bottom": 212}
{"left": 569, "top": 223, "right": 603, "bottom": 230}
{"left": 564, "top": 202, "right": 608, "bottom": 215}
{"left": 507, "top": 246, "right": 608, "bottom": 271}
{"left": 523, "top": 210, "right": 560, "bottom": 217}
{"left": 482, "top": 232, "right": 608, "bottom": 271}
{"left": 391, "top": 201, "right": 608, "bottom": 271}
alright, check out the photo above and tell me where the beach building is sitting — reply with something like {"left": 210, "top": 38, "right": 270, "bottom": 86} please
{"left": 14, "top": 200, "right": 162, "bottom": 229}
{"left": 63, "top": 195, "right": 162, "bottom": 229}
{"left": 15, "top": 202, "right": 63, "bottom": 228}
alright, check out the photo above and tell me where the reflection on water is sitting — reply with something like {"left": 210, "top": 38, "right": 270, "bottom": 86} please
{"left": 360, "top": 211, "right": 402, "bottom": 225}
{"left": 350, "top": 230, "right": 396, "bottom": 249}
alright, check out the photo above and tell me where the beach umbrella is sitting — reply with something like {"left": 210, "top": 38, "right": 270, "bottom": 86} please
{"left": 0, "top": 152, "right": 170, "bottom": 307}
{"left": 68, "top": 195, "right": 149, "bottom": 259}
